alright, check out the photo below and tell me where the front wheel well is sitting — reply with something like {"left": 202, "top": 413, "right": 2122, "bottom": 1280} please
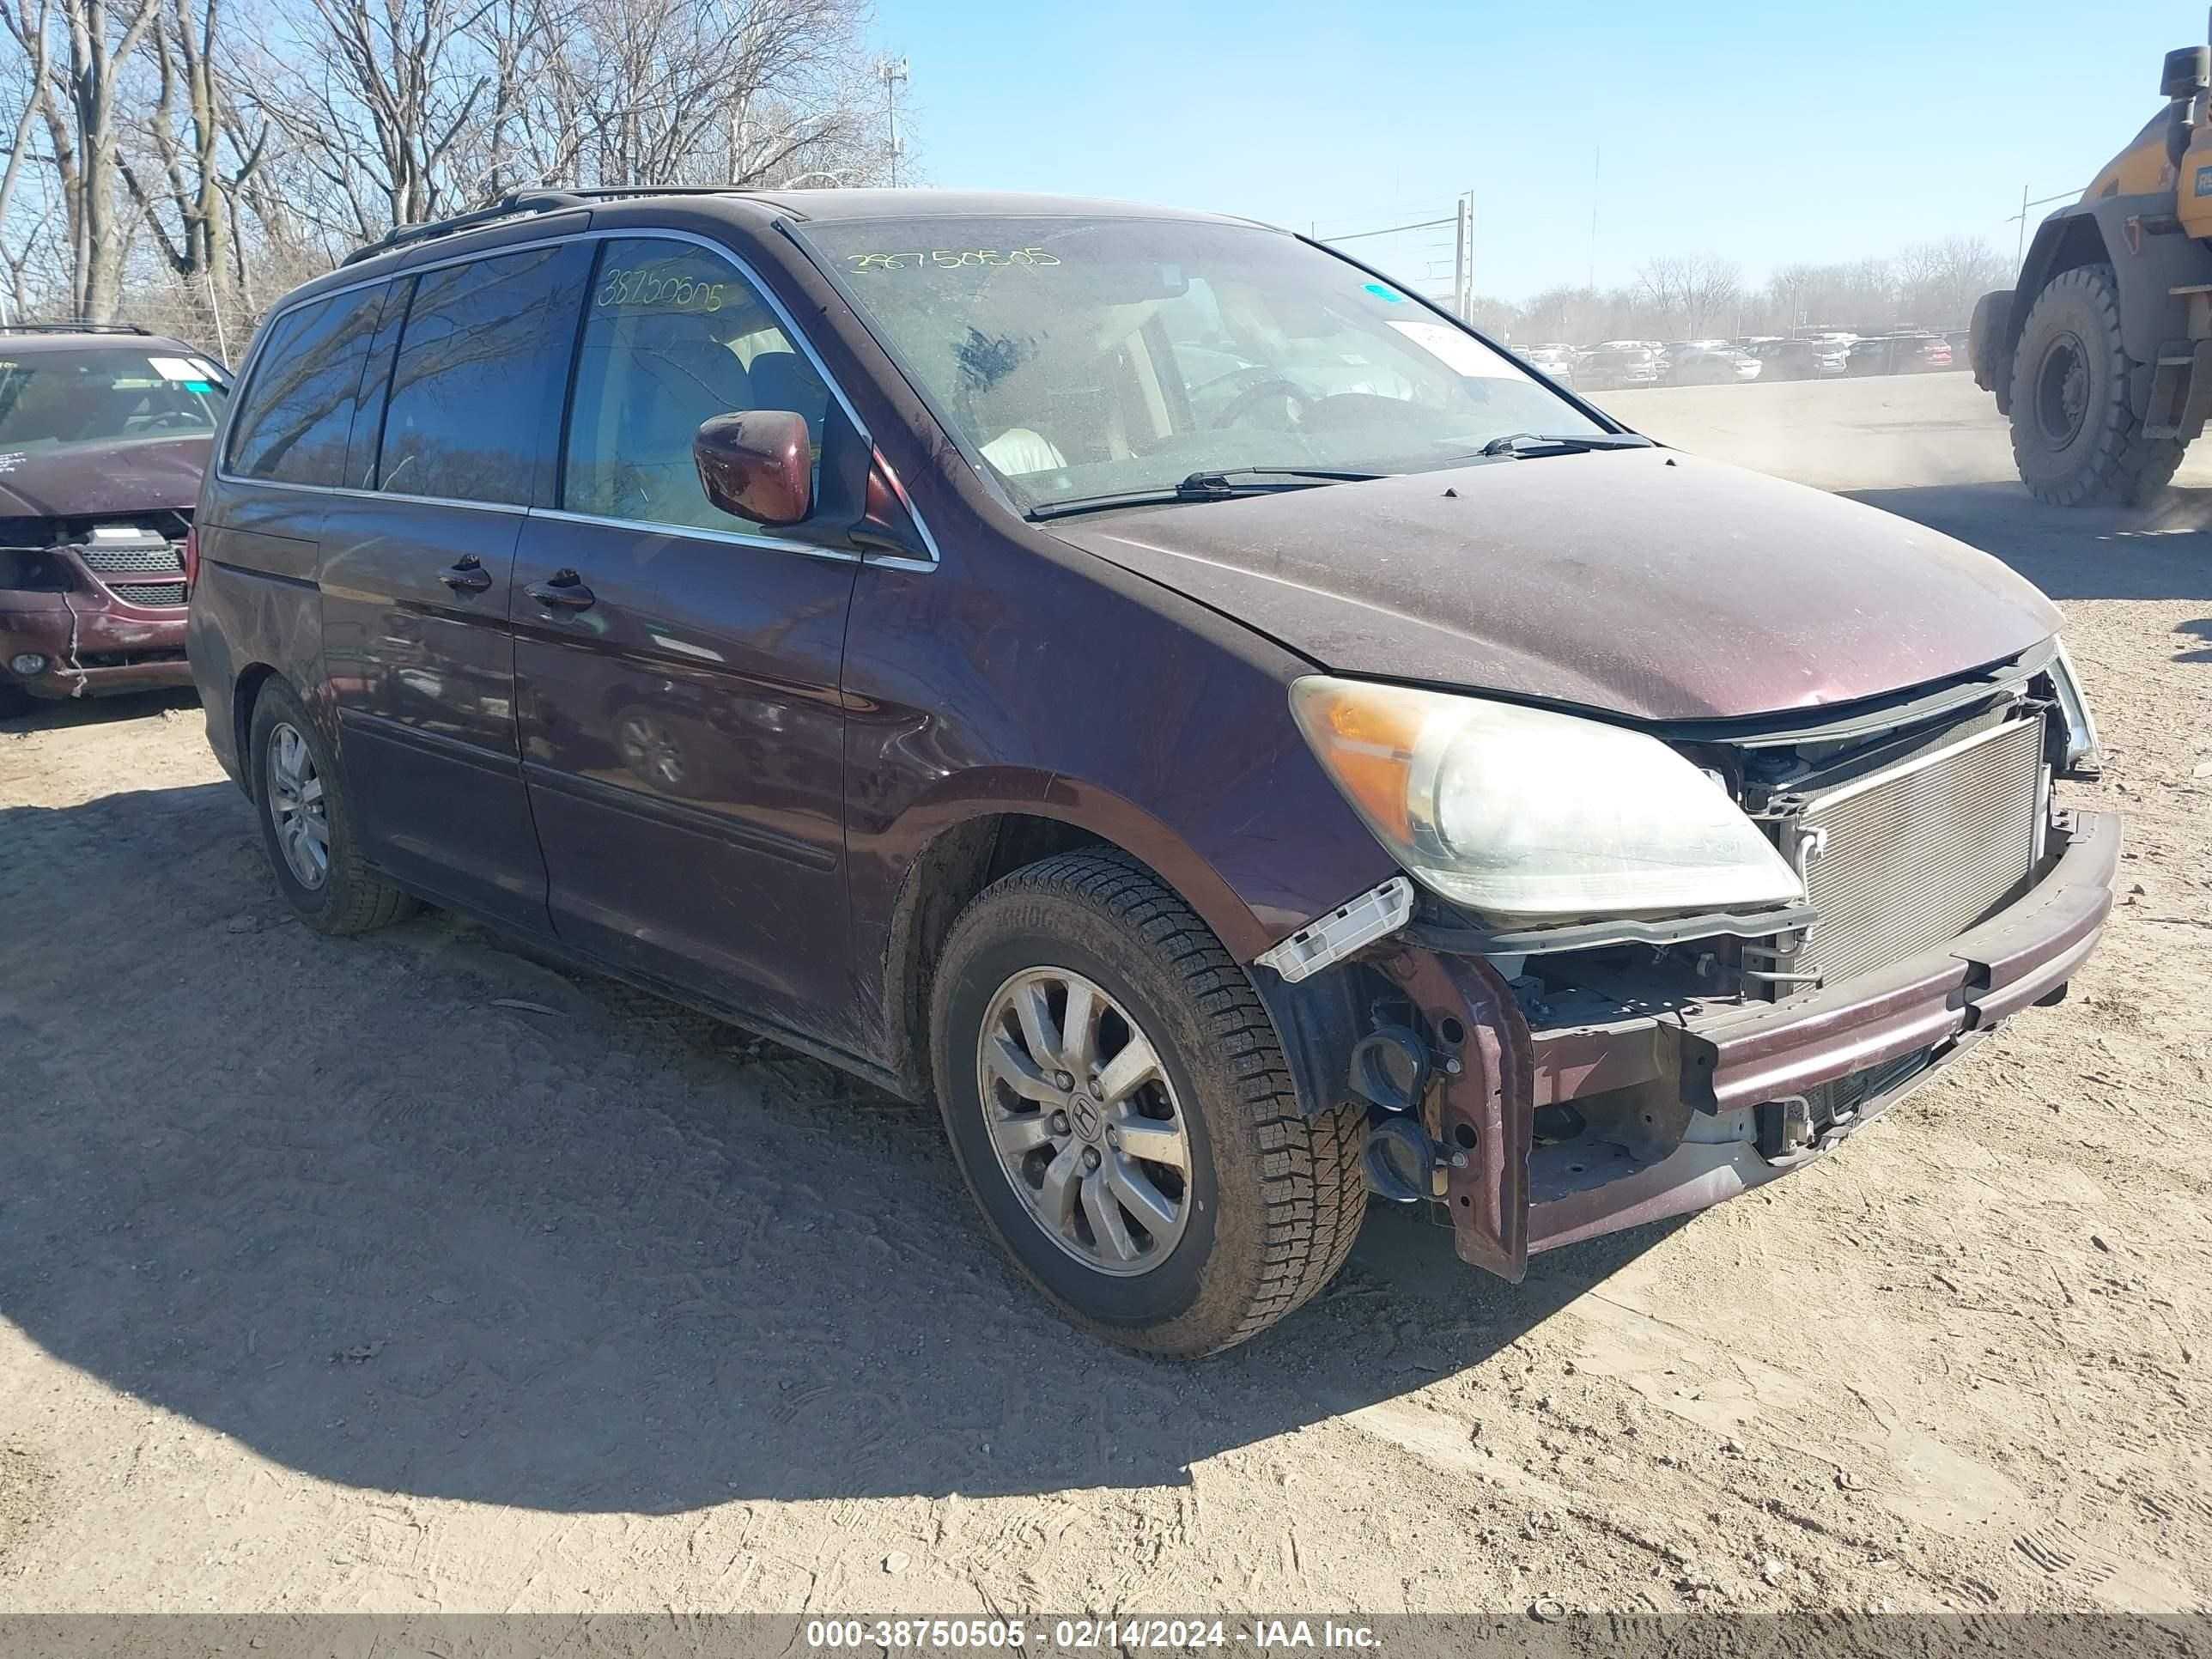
{"left": 881, "top": 813, "right": 1157, "bottom": 1102}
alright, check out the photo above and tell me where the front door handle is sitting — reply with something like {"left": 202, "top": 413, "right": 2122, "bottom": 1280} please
{"left": 526, "top": 570, "right": 596, "bottom": 611}
{"left": 439, "top": 557, "right": 493, "bottom": 594}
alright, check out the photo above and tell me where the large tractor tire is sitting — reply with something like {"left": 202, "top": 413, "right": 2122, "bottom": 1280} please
{"left": 2008, "top": 263, "right": 2185, "bottom": 507}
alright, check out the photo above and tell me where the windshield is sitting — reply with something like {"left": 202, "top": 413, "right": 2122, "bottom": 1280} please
{"left": 0, "top": 346, "right": 229, "bottom": 453}
{"left": 798, "top": 215, "right": 1607, "bottom": 512}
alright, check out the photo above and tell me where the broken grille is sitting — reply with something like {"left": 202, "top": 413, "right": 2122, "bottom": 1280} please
{"left": 110, "top": 580, "right": 187, "bottom": 609}
{"left": 1771, "top": 714, "right": 2047, "bottom": 991}
{"left": 80, "top": 542, "right": 184, "bottom": 574}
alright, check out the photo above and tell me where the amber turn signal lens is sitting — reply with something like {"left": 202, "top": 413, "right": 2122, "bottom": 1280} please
{"left": 1288, "top": 679, "right": 1432, "bottom": 848}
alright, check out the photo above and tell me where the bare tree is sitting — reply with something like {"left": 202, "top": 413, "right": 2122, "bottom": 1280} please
{"left": 3, "top": 0, "right": 167, "bottom": 319}
{"left": 242, "top": 0, "right": 500, "bottom": 242}
{"left": 1895, "top": 235, "right": 2005, "bottom": 330}
{"left": 118, "top": 0, "right": 269, "bottom": 330}
{"left": 0, "top": 0, "right": 54, "bottom": 317}
{"left": 1635, "top": 252, "right": 1743, "bottom": 337}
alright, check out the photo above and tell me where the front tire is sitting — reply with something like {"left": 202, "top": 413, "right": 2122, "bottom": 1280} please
{"left": 248, "top": 680, "right": 415, "bottom": 935}
{"left": 2008, "top": 263, "right": 2185, "bottom": 507}
{"left": 930, "top": 852, "right": 1365, "bottom": 1357}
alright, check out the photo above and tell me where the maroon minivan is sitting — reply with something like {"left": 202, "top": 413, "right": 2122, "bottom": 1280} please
{"left": 1, "top": 324, "right": 225, "bottom": 713}
{"left": 187, "top": 189, "right": 2117, "bottom": 1355}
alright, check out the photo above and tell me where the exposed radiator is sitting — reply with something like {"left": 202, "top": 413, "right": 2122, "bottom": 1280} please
{"left": 1787, "top": 714, "right": 2047, "bottom": 988}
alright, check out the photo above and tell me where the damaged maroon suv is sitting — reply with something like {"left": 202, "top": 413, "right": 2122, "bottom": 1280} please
{"left": 0, "top": 324, "right": 227, "bottom": 714}
{"left": 187, "top": 190, "right": 2118, "bottom": 1355}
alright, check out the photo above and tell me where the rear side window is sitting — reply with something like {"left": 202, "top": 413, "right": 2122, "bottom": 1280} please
{"left": 226, "top": 286, "right": 386, "bottom": 486}
{"left": 562, "top": 239, "right": 830, "bottom": 533}
{"left": 375, "top": 243, "right": 590, "bottom": 504}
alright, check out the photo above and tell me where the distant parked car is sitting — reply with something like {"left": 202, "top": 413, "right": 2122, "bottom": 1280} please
{"left": 1750, "top": 337, "right": 1851, "bottom": 381}
{"left": 1577, "top": 340, "right": 1661, "bottom": 390}
{"left": 0, "top": 322, "right": 228, "bottom": 715}
{"left": 1847, "top": 331, "right": 1954, "bottom": 375}
{"left": 1942, "top": 328, "right": 1971, "bottom": 365}
{"left": 1520, "top": 343, "right": 1578, "bottom": 387}
{"left": 1663, "top": 340, "right": 1763, "bottom": 386}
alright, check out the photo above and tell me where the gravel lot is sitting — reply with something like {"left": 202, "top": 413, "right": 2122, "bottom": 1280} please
{"left": 2, "top": 372, "right": 2207, "bottom": 1616}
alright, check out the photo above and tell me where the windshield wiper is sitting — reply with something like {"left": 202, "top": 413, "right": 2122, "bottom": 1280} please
{"left": 1027, "top": 466, "right": 1386, "bottom": 522}
{"left": 1176, "top": 466, "right": 1387, "bottom": 493}
{"left": 1475, "top": 432, "right": 1654, "bottom": 457}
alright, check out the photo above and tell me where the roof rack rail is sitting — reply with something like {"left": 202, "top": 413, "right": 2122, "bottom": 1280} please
{"left": 0, "top": 320, "right": 152, "bottom": 335}
{"left": 343, "top": 190, "right": 587, "bottom": 266}
{"left": 341, "top": 185, "right": 764, "bottom": 267}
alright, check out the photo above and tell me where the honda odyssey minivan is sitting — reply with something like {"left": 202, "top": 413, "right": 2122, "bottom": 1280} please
{"left": 1, "top": 323, "right": 227, "bottom": 712}
{"left": 189, "top": 188, "right": 2117, "bottom": 1356}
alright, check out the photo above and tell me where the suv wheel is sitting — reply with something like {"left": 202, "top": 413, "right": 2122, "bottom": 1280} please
{"left": 930, "top": 851, "right": 1365, "bottom": 1357}
{"left": 248, "top": 680, "right": 415, "bottom": 935}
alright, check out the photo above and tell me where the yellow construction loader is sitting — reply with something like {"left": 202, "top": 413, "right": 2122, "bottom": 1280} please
{"left": 1971, "top": 15, "right": 2212, "bottom": 503}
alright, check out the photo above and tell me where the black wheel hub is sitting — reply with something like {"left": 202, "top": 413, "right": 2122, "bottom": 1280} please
{"left": 2033, "top": 331, "right": 2090, "bottom": 448}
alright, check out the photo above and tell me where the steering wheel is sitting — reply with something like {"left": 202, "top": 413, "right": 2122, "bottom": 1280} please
{"left": 1211, "top": 375, "right": 1314, "bottom": 431}
{"left": 135, "top": 407, "right": 205, "bottom": 433}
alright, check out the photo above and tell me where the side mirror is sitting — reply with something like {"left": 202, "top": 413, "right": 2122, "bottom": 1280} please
{"left": 2161, "top": 44, "right": 2209, "bottom": 100}
{"left": 694, "top": 410, "right": 811, "bottom": 526}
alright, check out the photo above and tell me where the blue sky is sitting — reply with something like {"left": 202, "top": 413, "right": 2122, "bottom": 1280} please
{"left": 874, "top": 0, "right": 2198, "bottom": 301}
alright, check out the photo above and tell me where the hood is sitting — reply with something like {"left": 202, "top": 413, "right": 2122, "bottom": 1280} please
{"left": 1048, "top": 449, "right": 2062, "bottom": 722}
{"left": 0, "top": 435, "right": 211, "bottom": 521}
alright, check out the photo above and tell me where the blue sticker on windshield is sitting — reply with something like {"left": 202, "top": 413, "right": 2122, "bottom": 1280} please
{"left": 1363, "top": 282, "right": 1405, "bottom": 302}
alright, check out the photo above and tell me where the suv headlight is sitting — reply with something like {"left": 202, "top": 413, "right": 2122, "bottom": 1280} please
{"left": 2049, "top": 638, "right": 2100, "bottom": 770}
{"left": 1290, "top": 676, "right": 1804, "bottom": 921}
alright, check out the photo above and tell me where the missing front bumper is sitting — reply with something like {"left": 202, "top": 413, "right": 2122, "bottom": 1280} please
{"left": 1381, "top": 810, "right": 2120, "bottom": 1276}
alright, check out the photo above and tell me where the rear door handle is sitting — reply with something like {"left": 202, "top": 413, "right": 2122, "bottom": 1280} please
{"left": 439, "top": 558, "right": 493, "bottom": 594}
{"left": 526, "top": 570, "right": 596, "bottom": 611}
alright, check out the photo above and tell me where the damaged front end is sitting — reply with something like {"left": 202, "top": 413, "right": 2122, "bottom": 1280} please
{"left": 1255, "top": 645, "right": 2119, "bottom": 1280}
{"left": 0, "top": 513, "right": 194, "bottom": 702}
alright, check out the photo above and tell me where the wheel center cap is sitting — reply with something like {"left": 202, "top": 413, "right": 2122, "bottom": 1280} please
{"left": 1071, "top": 1097, "right": 1103, "bottom": 1141}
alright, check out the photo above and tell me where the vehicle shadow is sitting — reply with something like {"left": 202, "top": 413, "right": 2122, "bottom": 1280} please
{"left": 0, "top": 781, "right": 1676, "bottom": 1515}
{"left": 0, "top": 684, "right": 198, "bottom": 732}
{"left": 1844, "top": 482, "right": 2212, "bottom": 602}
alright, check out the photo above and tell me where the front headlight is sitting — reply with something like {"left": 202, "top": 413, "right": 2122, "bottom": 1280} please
{"left": 1289, "top": 676, "right": 1804, "bottom": 921}
{"left": 2049, "top": 638, "right": 2101, "bottom": 771}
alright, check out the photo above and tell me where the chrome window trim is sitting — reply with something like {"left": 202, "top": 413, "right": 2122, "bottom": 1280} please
{"left": 195, "top": 474, "right": 529, "bottom": 516}
{"left": 213, "top": 225, "right": 939, "bottom": 569}
{"left": 526, "top": 507, "right": 858, "bottom": 564}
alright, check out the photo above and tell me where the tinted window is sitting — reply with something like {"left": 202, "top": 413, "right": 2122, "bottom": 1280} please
{"left": 342, "top": 277, "right": 411, "bottom": 491}
{"left": 562, "top": 240, "right": 830, "bottom": 533}
{"left": 227, "top": 287, "right": 384, "bottom": 485}
{"left": 377, "top": 244, "right": 589, "bottom": 504}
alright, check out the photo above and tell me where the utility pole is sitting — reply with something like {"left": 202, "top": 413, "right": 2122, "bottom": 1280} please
{"left": 881, "top": 57, "right": 909, "bottom": 187}
{"left": 1589, "top": 147, "right": 1600, "bottom": 290}
{"left": 1453, "top": 190, "right": 1475, "bottom": 321}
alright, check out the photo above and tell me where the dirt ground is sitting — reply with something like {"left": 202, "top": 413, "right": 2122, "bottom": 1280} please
{"left": 1, "top": 372, "right": 2206, "bottom": 1617}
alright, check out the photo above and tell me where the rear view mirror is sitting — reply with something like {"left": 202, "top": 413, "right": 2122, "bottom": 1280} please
{"left": 2162, "top": 44, "right": 2209, "bottom": 100}
{"left": 694, "top": 410, "right": 811, "bottom": 526}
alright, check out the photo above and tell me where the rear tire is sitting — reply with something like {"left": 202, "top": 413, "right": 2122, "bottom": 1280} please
{"left": 2008, "top": 263, "right": 2185, "bottom": 507}
{"left": 929, "top": 852, "right": 1366, "bottom": 1358}
{"left": 248, "top": 680, "right": 415, "bottom": 936}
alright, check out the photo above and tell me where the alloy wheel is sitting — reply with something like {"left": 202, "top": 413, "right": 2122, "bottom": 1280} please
{"left": 265, "top": 720, "right": 331, "bottom": 890}
{"left": 975, "top": 966, "right": 1192, "bottom": 1277}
